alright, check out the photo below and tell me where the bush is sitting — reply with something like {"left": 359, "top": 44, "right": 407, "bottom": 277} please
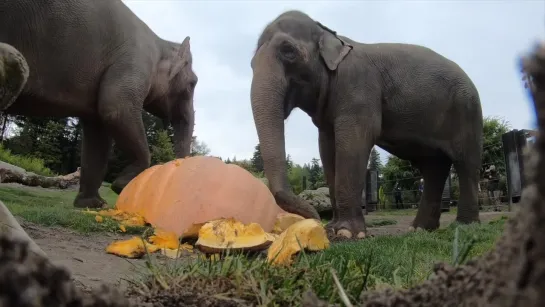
{"left": 0, "top": 143, "right": 55, "bottom": 176}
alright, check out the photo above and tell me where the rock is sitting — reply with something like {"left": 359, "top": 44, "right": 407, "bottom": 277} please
{"left": 298, "top": 187, "right": 331, "bottom": 213}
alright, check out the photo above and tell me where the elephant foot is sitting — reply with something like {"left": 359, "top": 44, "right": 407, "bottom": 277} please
{"left": 456, "top": 210, "right": 481, "bottom": 224}
{"left": 274, "top": 191, "right": 320, "bottom": 220}
{"left": 407, "top": 226, "right": 425, "bottom": 232}
{"left": 73, "top": 193, "right": 108, "bottom": 209}
{"left": 410, "top": 217, "right": 440, "bottom": 231}
{"left": 326, "top": 218, "right": 367, "bottom": 240}
{"left": 455, "top": 214, "right": 481, "bottom": 225}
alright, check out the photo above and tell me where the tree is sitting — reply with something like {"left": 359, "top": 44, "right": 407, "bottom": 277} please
{"left": 380, "top": 155, "right": 421, "bottom": 200}
{"left": 288, "top": 164, "right": 310, "bottom": 194}
{"left": 368, "top": 147, "right": 383, "bottom": 171}
{"left": 286, "top": 154, "right": 293, "bottom": 172}
{"left": 482, "top": 116, "right": 511, "bottom": 176}
{"left": 150, "top": 130, "right": 175, "bottom": 165}
{"left": 307, "top": 158, "right": 326, "bottom": 189}
{"left": 250, "top": 143, "right": 264, "bottom": 173}
{"left": 190, "top": 136, "right": 211, "bottom": 156}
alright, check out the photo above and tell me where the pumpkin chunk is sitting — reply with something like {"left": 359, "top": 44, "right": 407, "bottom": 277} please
{"left": 267, "top": 219, "right": 330, "bottom": 266}
{"left": 160, "top": 243, "right": 194, "bottom": 259}
{"left": 148, "top": 229, "right": 181, "bottom": 250}
{"left": 272, "top": 212, "right": 305, "bottom": 234}
{"left": 195, "top": 218, "right": 274, "bottom": 253}
{"left": 106, "top": 236, "right": 159, "bottom": 259}
{"left": 181, "top": 223, "right": 205, "bottom": 240}
{"left": 82, "top": 208, "right": 147, "bottom": 227}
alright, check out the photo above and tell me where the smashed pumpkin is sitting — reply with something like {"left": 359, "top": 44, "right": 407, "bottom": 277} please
{"left": 272, "top": 212, "right": 305, "bottom": 234}
{"left": 115, "top": 156, "right": 283, "bottom": 236}
{"left": 195, "top": 218, "right": 274, "bottom": 253}
{"left": 106, "top": 237, "right": 159, "bottom": 259}
{"left": 267, "top": 219, "right": 330, "bottom": 266}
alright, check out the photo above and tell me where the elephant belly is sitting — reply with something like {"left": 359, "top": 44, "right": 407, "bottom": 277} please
{"left": 5, "top": 94, "right": 97, "bottom": 118}
{"left": 376, "top": 133, "right": 451, "bottom": 161}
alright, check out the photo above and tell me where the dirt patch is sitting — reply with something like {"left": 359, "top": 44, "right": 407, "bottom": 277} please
{"left": 19, "top": 219, "right": 147, "bottom": 293}
{"left": 365, "top": 210, "right": 514, "bottom": 237}
{"left": 17, "top": 210, "right": 514, "bottom": 294}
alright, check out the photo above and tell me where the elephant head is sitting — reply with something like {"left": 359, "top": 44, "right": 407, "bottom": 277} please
{"left": 250, "top": 11, "right": 352, "bottom": 219}
{"left": 147, "top": 36, "right": 197, "bottom": 158}
{"left": 0, "top": 43, "right": 29, "bottom": 111}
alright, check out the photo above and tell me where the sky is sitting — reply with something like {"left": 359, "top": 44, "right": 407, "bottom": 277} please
{"left": 123, "top": 0, "right": 545, "bottom": 166}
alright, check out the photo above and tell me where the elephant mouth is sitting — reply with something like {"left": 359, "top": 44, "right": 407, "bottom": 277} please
{"left": 283, "top": 83, "right": 298, "bottom": 119}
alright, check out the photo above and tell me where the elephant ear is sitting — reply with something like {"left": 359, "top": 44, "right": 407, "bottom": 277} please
{"left": 318, "top": 26, "right": 353, "bottom": 71}
{"left": 169, "top": 36, "right": 191, "bottom": 80}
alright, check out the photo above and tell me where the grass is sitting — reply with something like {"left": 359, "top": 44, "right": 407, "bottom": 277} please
{"left": 0, "top": 185, "right": 145, "bottom": 234}
{"left": 0, "top": 184, "right": 508, "bottom": 305}
{"left": 130, "top": 216, "right": 507, "bottom": 306}
{"left": 0, "top": 144, "right": 56, "bottom": 176}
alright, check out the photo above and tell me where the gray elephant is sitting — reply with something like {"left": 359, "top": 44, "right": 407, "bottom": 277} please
{"left": 0, "top": 43, "right": 29, "bottom": 111}
{"left": 250, "top": 10, "right": 483, "bottom": 239}
{"left": 0, "top": 0, "right": 198, "bottom": 208}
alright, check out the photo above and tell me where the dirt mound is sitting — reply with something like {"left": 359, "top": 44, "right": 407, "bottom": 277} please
{"left": 0, "top": 234, "right": 129, "bottom": 307}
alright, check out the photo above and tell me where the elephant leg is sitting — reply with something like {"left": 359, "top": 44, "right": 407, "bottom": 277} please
{"left": 453, "top": 160, "right": 480, "bottom": 224}
{"left": 97, "top": 67, "right": 151, "bottom": 195}
{"left": 74, "top": 120, "right": 112, "bottom": 208}
{"left": 318, "top": 129, "right": 337, "bottom": 223}
{"left": 411, "top": 158, "right": 452, "bottom": 230}
{"left": 328, "top": 115, "right": 376, "bottom": 239}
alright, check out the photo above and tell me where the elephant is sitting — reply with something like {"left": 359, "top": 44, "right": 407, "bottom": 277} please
{"left": 0, "top": 0, "right": 198, "bottom": 209}
{"left": 0, "top": 43, "right": 29, "bottom": 111}
{"left": 250, "top": 10, "right": 483, "bottom": 239}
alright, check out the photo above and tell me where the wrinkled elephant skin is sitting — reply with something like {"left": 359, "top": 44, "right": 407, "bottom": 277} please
{"left": 0, "top": 0, "right": 197, "bottom": 208}
{"left": 250, "top": 11, "right": 483, "bottom": 239}
{"left": 0, "top": 43, "right": 28, "bottom": 111}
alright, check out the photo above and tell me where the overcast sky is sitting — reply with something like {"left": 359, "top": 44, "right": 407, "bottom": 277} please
{"left": 123, "top": 0, "right": 545, "bottom": 166}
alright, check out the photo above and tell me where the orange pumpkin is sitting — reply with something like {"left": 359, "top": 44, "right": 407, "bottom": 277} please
{"left": 115, "top": 156, "right": 284, "bottom": 236}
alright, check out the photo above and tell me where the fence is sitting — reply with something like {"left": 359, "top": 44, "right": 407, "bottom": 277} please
{"left": 363, "top": 129, "right": 536, "bottom": 213}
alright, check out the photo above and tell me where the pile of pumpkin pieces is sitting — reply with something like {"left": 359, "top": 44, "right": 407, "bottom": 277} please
{"left": 84, "top": 209, "right": 330, "bottom": 266}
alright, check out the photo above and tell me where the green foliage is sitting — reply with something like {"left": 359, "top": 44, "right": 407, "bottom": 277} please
{"left": 0, "top": 185, "right": 144, "bottom": 234}
{"left": 151, "top": 130, "right": 175, "bottom": 165}
{"left": 286, "top": 154, "right": 294, "bottom": 172}
{"left": 4, "top": 116, "right": 81, "bottom": 174}
{"left": 250, "top": 143, "right": 264, "bottom": 173}
{"left": 288, "top": 164, "right": 310, "bottom": 194}
{"left": 307, "top": 158, "right": 326, "bottom": 189}
{"left": 0, "top": 143, "right": 54, "bottom": 176}
{"left": 190, "top": 136, "right": 211, "bottom": 156}
{"left": 378, "top": 185, "right": 386, "bottom": 206}
{"left": 380, "top": 156, "right": 420, "bottom": 206}
{"left": 369, "top": 147, "right": 383, "bottom": 171}
{"left": 481, "top": 116, "right": 511, "bottom": 175}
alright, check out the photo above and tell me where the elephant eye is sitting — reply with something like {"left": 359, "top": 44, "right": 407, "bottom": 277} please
{"left": 279, "top": 42, "right": 297, "bottom": 61}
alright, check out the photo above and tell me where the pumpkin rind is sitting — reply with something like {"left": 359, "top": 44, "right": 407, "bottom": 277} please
{"left": 267, "top": 218, "right": 330, "bottom": 266}
{"left": 272, "top": 212, "right": 306, "bottom": 234}
{"left": 195, "top": 218, "right": 274, "bottom": 254}
{"left": 115, "top": 156, "right": 283, "bottom": 236}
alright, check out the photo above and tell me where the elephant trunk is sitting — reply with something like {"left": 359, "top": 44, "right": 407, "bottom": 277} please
{"left": 250, "top": 73, "right": 291, "bottom": 195}
{"left": 171, "top": 110, "right": 194, "bottom": 158}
